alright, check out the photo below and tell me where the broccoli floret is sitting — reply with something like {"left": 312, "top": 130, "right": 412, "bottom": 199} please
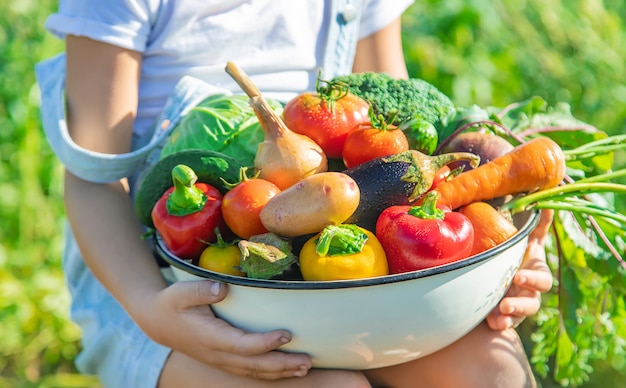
{"left": 332, "top": 72, "right": 456, "bottom": 154}
{"left": 334, "top": 72, "right": 454, "bottom": 129}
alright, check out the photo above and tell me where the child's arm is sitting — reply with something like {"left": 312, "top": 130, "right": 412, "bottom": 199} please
{"left": 63, "top": 35, "right": 312, "bottom": 380}
{"left": 352, "top": 17, "right": 409, "bottom": 78}
{"left": 486, "top": 210, "right": 555, "bottom": 330}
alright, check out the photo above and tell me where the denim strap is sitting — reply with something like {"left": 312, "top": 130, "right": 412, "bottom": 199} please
{"left": 322, "top": 0, "right": 363, "bottom": 78}
{"left": 34, "top": 54, "right": 230, "bottom": 183}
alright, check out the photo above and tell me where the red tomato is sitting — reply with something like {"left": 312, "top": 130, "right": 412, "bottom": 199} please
{"left": 342, "top": 122, "right": 410, "bottom": 169}
{"left": 222, "top": 178, "right": 281, "bottom": 239}
{"left": 282, "top": 90, "right": 369, "bottom": 159}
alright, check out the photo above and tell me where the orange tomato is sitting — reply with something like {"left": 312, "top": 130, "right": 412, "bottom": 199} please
{"left": 222, "top": 177, "right": 281, "bottom": 239}
{"left": 342, "top": 122, "right": 409, "bottom": 169}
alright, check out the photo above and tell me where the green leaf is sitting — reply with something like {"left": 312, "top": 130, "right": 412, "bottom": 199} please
{"left": 560, "top": 263, "right": 583, "bottom": 341}
{"left": 497, "top": 96, "right": 548, "bottom": 130}
{"left": 160, "top": 94, "right": 284, "bottom": 166}
{"left": 238, "top": 233, "right": 298, "bottom": 280}
{"left": 555, "top": 328, "right": 576, "bottom": 382}
{"left": 560, "top": 210, "right": 604, "bottom": 259}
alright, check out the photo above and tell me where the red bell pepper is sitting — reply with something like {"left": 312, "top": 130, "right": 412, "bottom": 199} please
{"left": 151, "top": 164, "right": 225, "bottom": 259}
{"left": 375, "top": 191, "right": 474, "bottom": 274}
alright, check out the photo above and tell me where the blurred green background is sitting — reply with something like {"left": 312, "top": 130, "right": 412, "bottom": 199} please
{"left": 1, "top": 1, "right": 624, "bottom": 387}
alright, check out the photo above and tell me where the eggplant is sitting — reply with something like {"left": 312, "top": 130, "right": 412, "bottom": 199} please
{"left": 343, "top": 150, "right": 479, "bottom": 232}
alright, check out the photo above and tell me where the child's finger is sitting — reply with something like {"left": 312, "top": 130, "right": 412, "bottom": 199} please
{"left": 529, "top": 209, "right": 554, "bottom": 242}
{"left": 210, "top": 347, "right": 312, "bottom": 380}
{"left": 165, "top": 280, "right": 228, "bottom": 309}
{"left": 498, "top": 293, "right": 541, "bottom": 318}
{"left": 521, "top": 209, "right": 553, "bottom": 265}
{"left": 486, "top": 307, "right": 520, "bottom": 331}
{"left": 159, "top": 281, "right": 313, "bottom": 379}
{"left": 166, "top": 282, "right": 299, "bottom": 355}
{"left": 487, "top": 293, "right": 541, "bottom": 331}
{"left": 196, "top": 321, "right": 313, "bottom": 379}
{"left": 486, "top": 312, "right": 520, "bottom": 331}
{"left": 513, "top": 268, "right": 553, "bottom": 293}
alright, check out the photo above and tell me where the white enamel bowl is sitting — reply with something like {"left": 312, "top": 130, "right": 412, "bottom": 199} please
{"left": 155, "top": 210, "right": 539, "bottom": 370}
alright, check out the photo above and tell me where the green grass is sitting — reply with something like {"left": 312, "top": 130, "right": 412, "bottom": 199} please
{"left": 1, "top": 1, "right": 625, "bottom": 387}
{"left": 0, "top": 2, "right": 94, "bottom": 386}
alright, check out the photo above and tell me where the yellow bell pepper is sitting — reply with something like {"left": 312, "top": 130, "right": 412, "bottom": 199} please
{"left": 299, "top": 224, "right": 388, "bottom": 281}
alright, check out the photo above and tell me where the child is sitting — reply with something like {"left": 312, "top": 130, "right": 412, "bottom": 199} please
{"left": 36, "top": 1, "right": 552, "bottom": 387}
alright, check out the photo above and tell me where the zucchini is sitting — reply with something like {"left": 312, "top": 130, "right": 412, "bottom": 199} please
{"left": 134, "top": 149, "right": 244, "bottom": 227}
{"left": 343, "top": 150, "right": 479, "bottom": 232}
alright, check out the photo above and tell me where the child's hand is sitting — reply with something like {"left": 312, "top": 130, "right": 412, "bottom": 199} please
{"left": 486, "top": 210, "right": 554, "bottom": 331}
{"left": 133, "top": 280, "right": 312, "bottom": 380}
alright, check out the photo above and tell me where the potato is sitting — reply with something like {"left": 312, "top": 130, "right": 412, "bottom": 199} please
{"left": 259, "top": 172, "right": 360, "bottom": 237}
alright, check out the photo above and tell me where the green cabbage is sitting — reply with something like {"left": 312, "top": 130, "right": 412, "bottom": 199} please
{"left": 160, "top": 94, "right": 283, "bottom": 166}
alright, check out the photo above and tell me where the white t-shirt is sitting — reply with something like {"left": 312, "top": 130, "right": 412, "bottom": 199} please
{"left": 45, "top": 0, "right": 414, "bottom": 139}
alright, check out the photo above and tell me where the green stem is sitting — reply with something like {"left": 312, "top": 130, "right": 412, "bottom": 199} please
{"left": 383, "top": 150, "right": 480, "bottom": 202}
{"left": 315, "top": 224, "right": 368, "bottom": 257}
{"left": 575, "top": 168, "right": 626, "bottom": 184}
{"left": 570, "top": 134, "right": 626, "bottom": 149}
{"left": 528, "top": 200, "right": 626, "bottom": 224}
{"left": 315, "top": 70, "right": 349, "bottom": 111}
{"left": 564, "top": 144, "right": 626, "bottom": 160}
{"left": 408, "top": 191, "right": 444, "bottom": 219}
{"left": 166, "top": 164, "right": 207, "bottom": 216}
{"left": 563, "top": 134, "right": 626, "bottom": 159}
{"left": 502, "top": 182, "right": 626, "bottom": 214}
{"left": 211, "top": 227, "right": 238, "bottom": 248}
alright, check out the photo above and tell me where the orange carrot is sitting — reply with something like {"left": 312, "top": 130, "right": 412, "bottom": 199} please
{"left": 432, "top": 136, "right": 566, "bottom": 210}
{"left": 458, "top": 202, "right": 518, "bottom": 255}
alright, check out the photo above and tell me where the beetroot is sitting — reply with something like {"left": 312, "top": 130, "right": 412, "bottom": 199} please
{"left": 441, "top": 131, "right": 514, "bottom": 171}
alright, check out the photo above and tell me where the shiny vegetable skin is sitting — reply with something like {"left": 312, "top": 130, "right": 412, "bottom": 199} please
{"left": 299, "top": 225, "right": 388, "bottom": 281}
{"left": 343, "top": 150, "right": 480, "bottom": 232}
{"left": 135, "top": 149, "right": 241, "bottom": 227}
{"left": 376, "top": 192, "right": 474, "bottom": 273}
{"left": 458, "top": 202, "right": 519, "bottom": 256}
{"left": 152, "top": 165, "right": 225, "bottom": 259}
{"left": 342, "top": 121, "right": 410, "bottom": 169}
{"left": 433, "top": 136, "right": 566, "bottom": 210}
{"left": 198, "top": 230, "right": 245, "bottom": 276}
{"left": 225, "top": 61, "right": 328, "bottom": 190}
{"left": 282, "top": 90, "right": 370, "bottom": 159}
{"left": 222, "top": 174, "right": 281, "bottom": 239}
{"left": 259, "top": 172, "right": 360, "bottom": 237}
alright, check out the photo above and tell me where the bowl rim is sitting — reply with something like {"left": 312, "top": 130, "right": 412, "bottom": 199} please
{"left": 155, "top": 210, "right": 540, "bottom": 290}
